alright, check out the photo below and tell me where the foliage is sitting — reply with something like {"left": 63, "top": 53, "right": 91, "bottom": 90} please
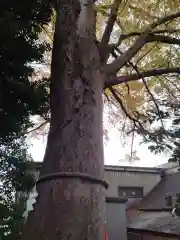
{"left": 0, "top": 0, "right": 52, "bottom": 144}
{"left": 95, "top": 0, "right": 180, "bottom": 162}
{"left": 175, "top": 192, "right": 180, "bottom": 207}
{"left": 142, "top": 99, "right": 180, "bottom": 163}
{"left": 29, "top": 0, "right": 180, "bottom": 164}
{"left": 0, "top": 0, "right": 53, "bottom": 239}
{"left": 0, "top": 199, "right": 25, "bottom": 240}
{"left": 0, "top": 140, "right": 35, "bottom": 240}
{"left": 173, "top": 192, "right": 180, "bottom": 217}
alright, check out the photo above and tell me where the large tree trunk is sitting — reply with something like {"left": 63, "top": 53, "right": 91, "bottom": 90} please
{"left": 22, "top": 1, "right": 106, "bottom": 240}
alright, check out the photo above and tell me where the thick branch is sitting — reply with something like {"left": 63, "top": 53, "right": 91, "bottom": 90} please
{"left": 104, "top": 11, "right": 180, "bottom": 74}
{"left": 116, "top": 29, "right": 180, "bottom": 45}
{"left": 146, "top": 34, "right": 180, "bottom": 45}
{"left": 77, "top": 0, "right": 95, "bottom": 39}
{"left": 105, "top": 67, "right": 180, "bottom": 88}
{"left": 105, "top": 33, "right": 148, "bottom": 74}
{"left": 101, "top": 0, "right": 120, "bottom": 46}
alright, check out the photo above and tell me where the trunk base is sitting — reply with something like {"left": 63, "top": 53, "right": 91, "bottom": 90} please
{"left": 23, "top": 179, "right": 105, "bottom": 240}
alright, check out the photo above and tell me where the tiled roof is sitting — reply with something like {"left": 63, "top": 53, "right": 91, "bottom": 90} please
{"left": 128, "top": 211, "right": 180, "bottom": 236}
{"left": 128, "top": 171, "right": 180, "bottom": 236}
{"left": 139, "top": 171, "right": 180, "bottom": 209}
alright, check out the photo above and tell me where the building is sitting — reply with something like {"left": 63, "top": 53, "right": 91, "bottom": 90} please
{"left": 27, "top": 161, "right": 180, "bottom": 239}
{"left": 105, "top": 165, "right": 161, "bottom": 200}
{"left": 127, "top": 162, "right": 180, "bottom": 240}
{"left": 25, "top": 162, "right": 162, "bottom": 240}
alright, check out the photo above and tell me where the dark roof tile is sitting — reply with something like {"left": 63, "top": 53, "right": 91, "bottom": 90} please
{"left": 128, "top": 211, "right": 180, "bottom": 236}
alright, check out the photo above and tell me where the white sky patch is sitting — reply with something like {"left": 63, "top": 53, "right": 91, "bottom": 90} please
{"left": 28, "top": 102, "right": 169, "bottom": 167}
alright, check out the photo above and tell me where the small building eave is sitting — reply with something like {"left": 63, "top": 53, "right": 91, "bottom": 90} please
{"left": 127, "top": 227, "right": 180, "bottom": 238}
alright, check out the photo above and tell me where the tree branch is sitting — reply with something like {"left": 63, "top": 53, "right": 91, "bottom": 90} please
{"left": 101, "top": 0, "right": 121, "bottom": 46}
{"left": 77, "top": 0, "right": 96, "bottom": 39}
{"left": 109, "top": 86, "right": 149, "bottom": 136}
{"left": 146, "top": 34, "right": 180, "bottom": 45}
{"left": 27, "top": 121, "right": 49, "bottom": 134}
{"left": 135, "top": 42, "right": 159, "bottom": 66}
{"left": 108, "top": 86, "right": 157, "bottom": 141}
{"left": 41, "top": 26, "right": 53, "bottom": 43}
{"left": 105, "top": 67, "right": 180, "bottom": 88}
{"left": 109, "top": 86, "right": 138, "bottom": 123}
{"left": 117, "top": 28, "right": 180, "bottom": 43}
{"left": 131, "top": 64, "right": 165, "bottom": 129}
{"left": 104, "top": 11, "right": 180, "bottom": 74}
{"left": 157, "top": 76, "right": 178, "bottom": 101}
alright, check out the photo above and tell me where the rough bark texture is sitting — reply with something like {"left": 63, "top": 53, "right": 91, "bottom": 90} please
{"left": 22, "top": 1, "right": 106, "bottom": 240}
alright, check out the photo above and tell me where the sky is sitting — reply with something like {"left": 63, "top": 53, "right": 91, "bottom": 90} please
{"left": 28, "top": 125, "right": 168, "bottom": 168}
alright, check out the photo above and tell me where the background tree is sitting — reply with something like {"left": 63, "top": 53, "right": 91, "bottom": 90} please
{"left": 174, "top": 193, "right": 180, "bottom": 216}
{"left": 144, "top": 99, "right": 180, "bottom": 164}
{"left": 0, "top": 1, "right": 52, "bottom": 239}
{"left": 21, "top": 1, "right": 180, "bottom": 240}
{"left": 0, "top": 141, "right": 35, "bottom": 240}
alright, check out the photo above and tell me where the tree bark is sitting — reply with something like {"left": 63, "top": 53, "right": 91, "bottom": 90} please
{"left": 22, "top": 1, "right": 106, "bottom": 240}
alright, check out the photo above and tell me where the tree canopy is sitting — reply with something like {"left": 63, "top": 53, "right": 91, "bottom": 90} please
{"left": 29, "top": 0, "right": 180, "bottom": 162}
{"left": 97, "top": 0, "right": 180, "bottom": 162}
{"left": 0, "top": 0, "right": 52, "bottom": 143}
